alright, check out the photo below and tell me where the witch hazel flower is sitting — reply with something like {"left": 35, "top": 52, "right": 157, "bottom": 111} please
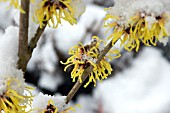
{"left": 31, "top": 93, "right": 75, "bottom": 113}
{"left": 33, "top": 0, "right": 86, "bottom": 28}
{"left": 104, "top": 0, "right": 170, "bottom": 52}
{"left": 61, "top": 36, "right": 120, "bottom": 87}
{"left": 0, "top": 62, "right": 33, "bottom": 113}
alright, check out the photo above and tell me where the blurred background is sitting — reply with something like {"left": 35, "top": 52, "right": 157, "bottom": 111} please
{"left": 0, "top": 0, "right": 170, "bottom": 113}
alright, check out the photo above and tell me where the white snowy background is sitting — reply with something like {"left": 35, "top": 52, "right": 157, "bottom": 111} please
{"left": 0, "top": 0, "right": 170, "bottom": 113}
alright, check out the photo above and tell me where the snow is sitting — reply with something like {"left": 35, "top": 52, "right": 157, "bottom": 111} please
{"left": 0, "top": 26, "right": 19, "bottom": 65}
{"left": 80, "top": 4, "right": 105, "bottom": 31}
{"left": 70, "top": 0, "right": 86, "bottom": 20}
{"left": 38, "top": 38, "right": 57, "bottom": 72}
{"left": 114, "top": 0, "right": 135, "bottom": 6}
{"left": 162, "top": 0, "right": 170, "bottom": 11}
{"left": 69, "top": 95, "right": 97, "bottom": 113}
{"left": 106, "top": 0, "right": 170, "bottom": 30}
{"left": 0, "top": 29, "right": 4, "bottom": 38}
{"left": 0, "top": 64, "right": 25, "bottom": 95}
{"left": 0, "top": 26, "right": 26, "bottom": 95}
{"left": 27, "top": 34, "right": 58, "bottom": 72}
{"left": 126, "top": 0, "right": 165, "bottom": 17}
{"left": 31, "top": 92, "right": 67, "bottom": 113}
{"left": 145, "top": 16, "right": 157, "bottom": 30}
{"left": 165, "top": 22, "right": 170, "bottom": 37}
{"left": 26, "top": 83, "right": 40, "bottom": 95}
{"left": 94, "top": 47, "right": 170, "bottom": 113}
{"left": 0, "top": 2, "right": 17, "bottom": 29}
{"left": 38, "top": 72, "right": 63, "bottom": 91}
{"left": 52, "top": 23, "right": 85, "bottom": 53}
{"left": 160, "top": 37, "right": 169, "bottom": 46}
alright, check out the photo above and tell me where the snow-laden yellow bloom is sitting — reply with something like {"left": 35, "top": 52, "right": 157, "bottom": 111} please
{"left": 0, "top": 78, "right": 33, "bottom": 113}
{"left": 41, "top": 100, "right": 58, "bottom": 113}
{"left": 39, "top": 100, "right": 75, "bottom": 113}
{"left": 129, "top": 12, "right": 170, "bottom": 48}
{"left": 31, "top": 93, "right": 76, "bottom": 113}
{"left": 0, "top": 0, "right": 34, "bottom": 13}
{"left": 104, "top": 11, "right": 170, "bottom": 52}
{"left": 104, "top": 14, "right": 140, "bottom": 51}
{"left": 34, "top": 0, "right": 85, "bottom": 28}
{"left": 61, "top": 36, "right": 120, "bottom": 87}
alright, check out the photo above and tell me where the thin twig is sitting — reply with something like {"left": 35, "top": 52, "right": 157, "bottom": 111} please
{"left": 28, "top": 22, "right": 47, "bottom": 55}
{"left": 66, "top": 40, "right": 113, "bottom": 104}
{"left": 18, "top": 0, "right": 30, "bottom": 71}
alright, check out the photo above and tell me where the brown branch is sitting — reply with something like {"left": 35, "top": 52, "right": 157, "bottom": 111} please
{"left": 18, "top": 23, "right": 47, "bottom": 72}
{"left": 66, "top": 40, "right": 113, "bottom": 104}
{"left": 66, "top": 65, "right": 93, "bottom": 104}
{"left": 18, "top": 0, "right": 30, "bottom": 71}
{"left": 18, "top": 0, "right": 47, "bottom": 72}
{"left": 28, "top": 22, "right": 47, "bottom": 55}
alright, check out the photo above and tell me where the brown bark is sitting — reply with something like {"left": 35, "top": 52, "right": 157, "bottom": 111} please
{"left": 18, "top": 0, "right": 30, "bottom": 72}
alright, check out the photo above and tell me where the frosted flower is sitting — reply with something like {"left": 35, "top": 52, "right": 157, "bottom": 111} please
{"left": 31, "top": 93, "right": 75, "bottom": 113}
{"left": 34, "top": 0, "right": 86, "bottom": 28}
{"left": 104, "top": 0, "right": 170, "bottom": 52}
{"left": 0, "top": 0, "right": 34, "bottom": 13}
{"left": 0, "top": 64, "right": 33, "bottom": 113}
{"left": 61, "top": 36, "right": 120, "bottom": 87}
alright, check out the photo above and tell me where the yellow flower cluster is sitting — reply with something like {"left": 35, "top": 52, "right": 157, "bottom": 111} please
{"left": 104, "top": 11, "right": 170, "bottom": 52}
{"left": 61, "top": 36, "right": 120, "bottom": 87}
{"left": 0, "top": 78, "right": 33, "bottom": 113}
{"left": 34, "top": 0, "right": 77, "bottom": 28}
